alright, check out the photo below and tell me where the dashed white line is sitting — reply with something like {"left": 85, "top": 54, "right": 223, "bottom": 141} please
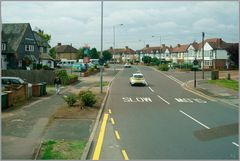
{"left": 157, "top": 95, "right": 170, "bottom": 104}
{"left": 179, "top": 110, "right": 210, "bottom": 129}
{"left": 232, "top": 142, "right": 239, "bottom": 147}
{"left": 148, "top": 87, "right": 154, "bottom": 92}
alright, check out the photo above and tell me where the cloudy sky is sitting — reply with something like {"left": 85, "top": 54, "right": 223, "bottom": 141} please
{"left": 1, "top": 1, "right": 239, "bottom": 50}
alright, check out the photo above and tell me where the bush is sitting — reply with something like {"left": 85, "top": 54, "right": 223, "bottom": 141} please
{"left": 88, "top": 67, "right": 95, "bottom": 72}
{"left": 37, "top": 64, "right": 43, "bottom": 69}
{"left": 78, "top": 90, "right": 96, "bottom": 107}
{"left": 68, "top": 74, "right": 78, "bottom": 79}
{"left": 158, "top": 64, "right": 169, "bottom": 71}
{"left": 43, "top": 65, "right": 50, "bottom": 70}
{"left": 63, "top": 94, "right": 77, "bottom": 107}
{"left": 55, "top": 69, "right": 69, "bottom": 85}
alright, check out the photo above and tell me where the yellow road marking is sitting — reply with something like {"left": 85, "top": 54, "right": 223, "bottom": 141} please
{"left": 92, "top": 114, "right": 109, "bottom": 160}
{"left": 115, "top": 130, "right": 120, "bottom": 140}
{"left": 108, "top": 109, "right": 112, "bottom": 114}
{"left": 111, "top": 118, "right": 115, "bottom": 125}
{"left": 121, "top": 149, "right": 129, "bottom": 160}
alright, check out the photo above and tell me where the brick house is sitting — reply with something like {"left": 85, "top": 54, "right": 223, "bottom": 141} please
{"left": 108, "top": 46, "right": 136, "bottom": 63}
{"left": 55, "top": 43, "right": 78, "bottom": 60}
{"left": 1, "top": 23, "right": 40, "bottom": 69}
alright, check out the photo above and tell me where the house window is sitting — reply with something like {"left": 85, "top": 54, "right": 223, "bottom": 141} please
{"left": 1, "top": 43, "right": 6, "bottom": 51}
{"left": 25, "top": 45, "right": 34, "bottom": 51}
{"left": 40, "top": 47, "right": 44, "bottom": 53}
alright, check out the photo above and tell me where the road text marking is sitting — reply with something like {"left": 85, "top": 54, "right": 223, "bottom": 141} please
{"left": 179, "top": 110, "right": 210, "bottom": 129}
{"left": 157, "top": 95, "right": 170, "bottom": 104}
{"left": 115, "top": 130, "right": 121, "bottom": 140}
{"left": 92, "top": 114, "right": 109, "bottom": 160}
{"left": 111, "top": 118, "right": 115, "bottom": 125}
{"left": 122, "top": 97, "right": 152, "bottom": 103}
{"left": 232, "top": 142, "right": 239, "bottom": 147}
{"left": 148, "top": 87, "right": 154, "bottom": 92}
{"left": 122, "top": 149, "right": 129, "bottom": 160}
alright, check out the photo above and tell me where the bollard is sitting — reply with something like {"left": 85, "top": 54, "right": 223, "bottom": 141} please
{"left": 227, "top": 73, "right": 231, "bottom": 80}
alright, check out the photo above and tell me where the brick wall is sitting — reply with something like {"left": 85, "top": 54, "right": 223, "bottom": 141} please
{"left": 213, "top": 59, "right": 226, "bottom": 70}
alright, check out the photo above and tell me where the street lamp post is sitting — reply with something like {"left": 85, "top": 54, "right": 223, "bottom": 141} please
{"left": 100, "top": 0, "right": 103, "bottom": 93}
{"left": 113, "top": 24, "right": 123, "bottom": 72}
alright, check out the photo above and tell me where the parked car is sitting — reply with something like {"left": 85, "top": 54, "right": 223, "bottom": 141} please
{"left": 129, "top": 73, "right": 147, "bottom": 86}
{"left": 1, "top": 77, "right": 32, "bottom": 89}
{"left": 124, "top": 63, "right": 131, "bottom": 68}
{"left": 72, "top": 63, "right": 87, "bottom": 72}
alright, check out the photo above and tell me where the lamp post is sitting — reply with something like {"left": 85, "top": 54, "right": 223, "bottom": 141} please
{"left": 113, "top": 24, "right": 123, "bottom": 72}
{"left": 100, "top": 0, "right": 103, "bottom": 93}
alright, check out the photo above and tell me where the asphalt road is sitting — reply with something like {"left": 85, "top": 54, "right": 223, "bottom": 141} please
{"left": 94, "top": 65, "right": 239, "bottom": 159}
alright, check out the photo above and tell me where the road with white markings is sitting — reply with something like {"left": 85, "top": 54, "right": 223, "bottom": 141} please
{"left": 91, "top": 65, "right": 238, "bottom": 160}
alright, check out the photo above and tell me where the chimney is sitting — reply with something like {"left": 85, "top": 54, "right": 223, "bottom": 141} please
{"left": 110, "top": 46, "right": 113, "bottom": 50}
{"left": 146, "top": 44, "right": 149, "bottom": 48}
{"left": 170, "top": 45, "right": 173, "bottom": 48}
{"left": 57, "top": 43, "right": 62, "bottom": 46}
{"left": 162, "top": 44, "right": 165, "bottom": 48}
{"left": 125, "top": 46, "right": 128, "bottom": 49}
{"left": 177, "top": 44, "right": 181, "bottom": 47}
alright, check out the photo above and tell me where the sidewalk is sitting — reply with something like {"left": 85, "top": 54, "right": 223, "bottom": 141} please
{"left": 1, "top": 68, "right": 118, "bottom": 159}
{"left": 186, "top": 79, "right": 239, "bottom": 107}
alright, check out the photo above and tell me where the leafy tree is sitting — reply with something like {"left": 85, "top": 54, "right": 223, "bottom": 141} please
{"left": 227, "top": 44, "right": 239, "bottom": 68}
{"left": 89, "top": 48, "right": 99, "bottom": 59}
{"left": 151, "top": 57, "right": 160, "bottom": 66}
{"left": 142, "top": 56, "right": 152, "bottom": 64}
{"left": 49, "top": 48, "right": 56, "bottom": 59}
{"left": 77, "top": 48, "right": 84, "bottom": 59}
{"left": 102, "top": 50, "right": 113, "bottom": 61}
{"left": 37, "top": 29, "right": 51, "bottom": 43}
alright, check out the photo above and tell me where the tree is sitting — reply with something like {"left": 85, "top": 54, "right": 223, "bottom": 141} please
{"left": 89, "top": 48, "right": 99, "bottom": 59}
{"left": 103, "top": 50, "right": 113, "bottom": 61}
{"left": 226, "top": 44, "right": 239, "bottom": 68}
{"left": 49, "top": 48, "right": 56, "bottom": 59}
{"left": 77, "top": 48, "right": 84, "bottom": 59}
{"left": 37, "top": 29, "right": 51, "bottom": 43}
{"left": 151, "top": 57, "right": 160, "bottom": 66}
{"left": 142, "top": 56, "right": 152, "bottom": 64}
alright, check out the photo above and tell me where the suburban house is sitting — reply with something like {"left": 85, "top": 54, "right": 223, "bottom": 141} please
{"left": 1, "top": 23, "right": 40, "bottom": 69}
{"left": 33, "top": 31, "right": 54, "bottom": 69}
{"left": 197, "top": 38, "right": 232, "bottom": 69}
{"left": 138, "top": 44, "right": 173, "bottom": 62}
{"left": 185, "top": 41, "right": 199, "bottom": 64}
{"left": 55, "top": 43, "right": 78, "bottom": 60}
{"left": 171, "top": 44, "right": 189, "bottom": 64}
{"left": 108, "top": 46, "right": 136, "bottom": 63}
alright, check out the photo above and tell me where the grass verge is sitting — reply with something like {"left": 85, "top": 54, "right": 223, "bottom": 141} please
{"left": 39, "top": 140, "right": 87, "bottom": 159}
{"left": 94, "top": 81, "right": 109, "bottom": 87}
{"left": 208, "top": 79, "right": 238, "bottom": 91}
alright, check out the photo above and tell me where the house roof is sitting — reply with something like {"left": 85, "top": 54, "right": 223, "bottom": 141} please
{"left": 108, "top": 47, "right": 136, "bottom": 55}
{"left": 55, "top": 44, "right": 78, "bottom": 53}
{"left": 2, "top": 23, "right": 30, "bottom": 53}
{"left": 172, "top": 44, "right": 189, "bottom": 53}
{"left": 33, "top": 31, "right": 51, "bottom": 48}
{"left": 198, "top": 38, "right": 230, "bottom": 50}
{"left": 40, "top": 53, "right": 54, "bottom": 60}
{"left": 139, "top": 45, "right": 172, "bottom": 53}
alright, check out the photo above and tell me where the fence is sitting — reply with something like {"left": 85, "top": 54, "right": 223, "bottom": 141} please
{"left": 2, "top": 70, "right": 55, "bottom": 84}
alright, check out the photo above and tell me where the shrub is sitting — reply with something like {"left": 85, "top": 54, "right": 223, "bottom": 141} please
{"left": 68, "top": 74, "right": 78, "bottom": 79}
{"left": 78, "top": 90, "right": 96, "bottom": 107}
{"left": 88, "top": 67, "right": 95, "bottom": 72}
{"left": 158, "top": 64, "right": 169, "bottom": 71}
{"left": 43, "top": 65, "right": 50, "bottom": 70}
{"left": 37, "top": 64, "right": 43, "bottom": 69}
{"left": 55, "top": 69, "right": 69, "bottom": 85}
{"left": 63, "top": 94, "right": 77, "bottom": 107}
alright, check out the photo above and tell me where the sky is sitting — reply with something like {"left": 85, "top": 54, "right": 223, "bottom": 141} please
{"left": 1, "top": 1, "right": 239, "bottom": 51}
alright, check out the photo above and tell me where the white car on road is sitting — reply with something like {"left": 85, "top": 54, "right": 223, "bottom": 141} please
{"left": 129, "top": 73, "right": 147, "bottom": 86}
{"left": 124, "top": 63, "right": 131, "bottom": 68}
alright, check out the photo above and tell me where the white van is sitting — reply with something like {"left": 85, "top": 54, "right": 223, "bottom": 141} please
{"left": 57, "top": 59, "right": 77, "bottom": 67}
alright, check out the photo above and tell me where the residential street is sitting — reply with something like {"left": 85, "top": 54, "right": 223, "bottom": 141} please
{"left": 92, "top": 65, "right": 239, "bottom": 160}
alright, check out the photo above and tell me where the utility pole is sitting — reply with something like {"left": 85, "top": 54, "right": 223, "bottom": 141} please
{"left": 202, "top": 32, "right": 205, "bottom": 80}
{"left": 100, "top": 0, "right": 103, "bottom": 93}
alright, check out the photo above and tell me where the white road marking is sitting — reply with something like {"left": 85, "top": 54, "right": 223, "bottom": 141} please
{"left": 175, "top": 98, "right": 207, "bottom": 103}
{"left": 167, "top": 75, "right": 183, "bottom": 85}
{"left": 148, "top": 87, "right": 154, "bottom": 92}
{"left": 179, "top": 110, "right": 210, "bottom": 129}
{"left": 157, "top": 95, "right": 170, "bottom": 104}
{"left": 122, "top": 97, "right": 152, "bottom": 103}
{"left": 232, "top": 142, "right": 239, "bottom": 147}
